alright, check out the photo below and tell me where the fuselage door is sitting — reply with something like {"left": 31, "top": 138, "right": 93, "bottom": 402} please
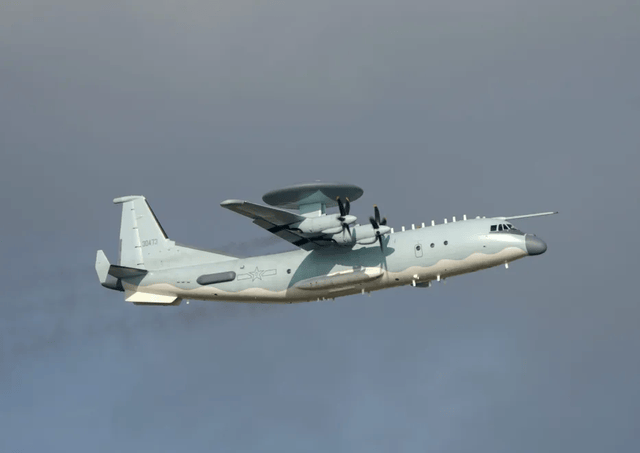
{"left": 414, "top": 243, "right": 423, "bottom": 258}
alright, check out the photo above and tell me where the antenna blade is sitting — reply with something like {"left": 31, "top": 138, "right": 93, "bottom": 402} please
{"left": 503, "top": 211, "right": 558, "bottom": 220}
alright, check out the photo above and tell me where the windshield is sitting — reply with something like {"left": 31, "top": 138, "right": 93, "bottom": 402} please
{"left": 490, "top": 223, "right": 521, "bottom": 233}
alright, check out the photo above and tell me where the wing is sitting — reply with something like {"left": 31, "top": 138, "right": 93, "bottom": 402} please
{"left": 221, "top": 199, "right": 303, "bottom": 224}
{"left": 220, "top": 200, "right": 332, "bottom": 250}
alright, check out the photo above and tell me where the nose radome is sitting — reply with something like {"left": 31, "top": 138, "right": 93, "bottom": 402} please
{"left": 525, "top": 234, "right": 547, "bottom": 256}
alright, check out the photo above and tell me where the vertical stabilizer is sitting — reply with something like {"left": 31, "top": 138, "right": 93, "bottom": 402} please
{"left": 113, "top": 196, "right": 166, "bottom": 268}
{"left": 112, "top": 196, "right": 237, "bottom": 270}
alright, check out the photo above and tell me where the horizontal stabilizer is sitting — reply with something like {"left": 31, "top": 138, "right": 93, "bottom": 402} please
{"left": 125, "top": 290, "right": 179, "bottom": 304}
{"left": 108, "top": 265, "right": 148, "bottom": 279}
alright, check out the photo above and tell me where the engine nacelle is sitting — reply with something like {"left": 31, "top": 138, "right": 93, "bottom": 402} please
{"left": 331, "top": 224, "right": 391, "bottom": 245}
{"left": 292, "top": 214, "right": 357, "bottom": 235}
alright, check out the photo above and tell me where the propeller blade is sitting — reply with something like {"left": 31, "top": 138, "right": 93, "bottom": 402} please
{"left": 337, "top": 197, "right": 346, "bottom": 217}
{"left": 345, "top": 197, "right": 350, "bottom": 215}
{"left": 344, "top": 223, "right": 351, "bottom": 237}
{"left": 370, "top": 205, "right": 387, "bottom": 251}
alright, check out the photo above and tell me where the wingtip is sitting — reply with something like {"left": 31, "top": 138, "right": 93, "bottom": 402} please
{"left": 220, "top": 199, "right": 245, "bottom": 207}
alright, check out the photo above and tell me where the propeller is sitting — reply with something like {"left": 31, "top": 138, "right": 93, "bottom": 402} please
{"left": 336, "top": 197, "right": 353, "bottom": 237}
{"left": 369, "top": 205, "right": 388, "bottom": 251}
{"left": 373, "top": 205, "right": 387, "bottom": 226}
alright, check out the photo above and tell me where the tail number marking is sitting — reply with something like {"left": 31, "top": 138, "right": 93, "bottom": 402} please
{"left": 141, "top": 239, "right": 158, "bottom": 247}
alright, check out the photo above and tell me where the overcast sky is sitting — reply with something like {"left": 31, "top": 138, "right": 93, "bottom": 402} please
{"left": 1, "top": 1, "right": 639, "bottom": 451}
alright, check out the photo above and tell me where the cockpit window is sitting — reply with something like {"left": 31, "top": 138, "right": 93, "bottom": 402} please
{"left": 491, "top": 223, "right": 520, "bottom": 233}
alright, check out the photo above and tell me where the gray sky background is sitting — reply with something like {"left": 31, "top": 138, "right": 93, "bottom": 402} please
{"left": 1, "top": 1, "right": 639, "bottom": 451}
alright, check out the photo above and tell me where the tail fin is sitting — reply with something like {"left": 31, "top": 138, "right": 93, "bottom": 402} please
{"left": 95, "top": 250, "right": 123, "bottom": 291}
{"left": 113, "top": 195, "right": 237, "bottom": 270}
{"left": 113, "top": 195, "right": 165, "bottom": 269}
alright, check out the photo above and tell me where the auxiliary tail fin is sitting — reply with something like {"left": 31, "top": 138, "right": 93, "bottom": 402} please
{"left": 95, "top": 249, "right": 122, "bottom": 291}
{"left": 112, "top": 195, "right": 236, "bottom": 270}
{"left": 95, "top": 249, "right": 147, "bottom": 292}
{"left": 95, "top": 249, "right": 179, "bottom": 305}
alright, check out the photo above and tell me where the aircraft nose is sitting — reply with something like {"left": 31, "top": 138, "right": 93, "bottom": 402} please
{"left": 525, "top": 234, "right": 547, "bottom": 256}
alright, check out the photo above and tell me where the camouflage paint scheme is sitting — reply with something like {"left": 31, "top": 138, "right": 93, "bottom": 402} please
{"left": 95, "top": 184, "right": 553, "bottom": 306}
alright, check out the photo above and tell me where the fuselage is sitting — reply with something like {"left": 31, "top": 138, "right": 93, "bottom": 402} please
{"left": 121, "top": 217, "right": 546, "bottom": 303}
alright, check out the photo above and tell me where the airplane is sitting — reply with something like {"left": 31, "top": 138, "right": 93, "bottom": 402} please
{"left": 95, "top": 182, "right": 556, "bottom": 306}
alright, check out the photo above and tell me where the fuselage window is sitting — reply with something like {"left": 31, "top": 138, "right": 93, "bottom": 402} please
{"left": 491, "top": 225, "right": 497, "bottom": 232}
{"left": 498, "top": 224, "right": 503, "bottom": 231}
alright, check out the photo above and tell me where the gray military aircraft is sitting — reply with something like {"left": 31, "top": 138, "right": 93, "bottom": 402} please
{"left": 95, "top": 182, "right": 556, "bottom": 306}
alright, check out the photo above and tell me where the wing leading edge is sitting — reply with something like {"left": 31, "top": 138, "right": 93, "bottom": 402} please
{"left": 220, "top": 200, "right": 331, "bottom": 250}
